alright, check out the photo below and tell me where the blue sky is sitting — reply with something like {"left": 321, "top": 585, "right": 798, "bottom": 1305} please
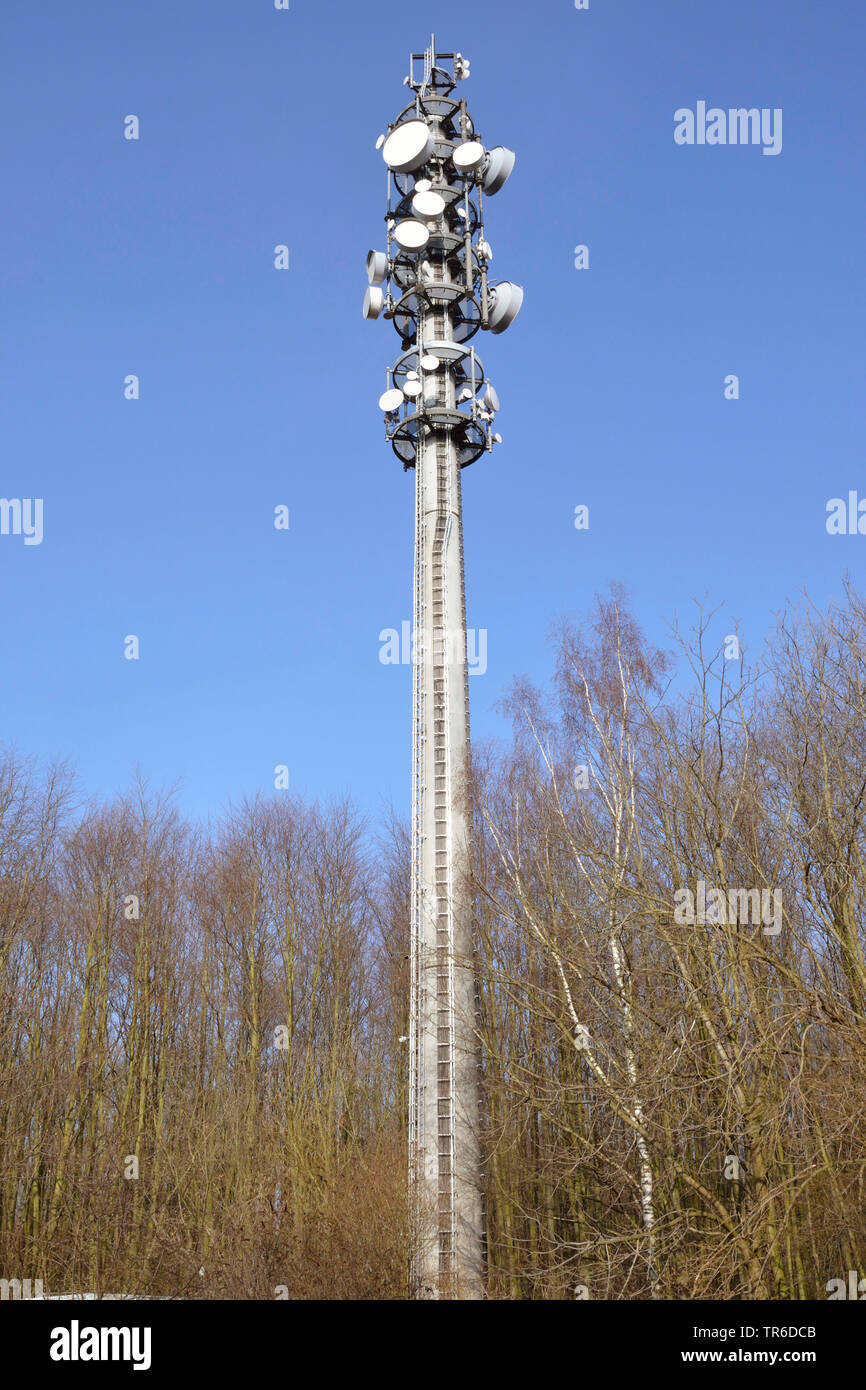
{"left": 1, "top": 0, "right": 863, "bottom": 823}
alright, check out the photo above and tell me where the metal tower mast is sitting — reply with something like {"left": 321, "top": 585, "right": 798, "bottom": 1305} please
{"left": 363, "top": 36, "right": 523, "bottom": 1300}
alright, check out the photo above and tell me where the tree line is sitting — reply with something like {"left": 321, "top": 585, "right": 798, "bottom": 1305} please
{"left": 2, "top": 583, "right": 865, "bottom": 1298}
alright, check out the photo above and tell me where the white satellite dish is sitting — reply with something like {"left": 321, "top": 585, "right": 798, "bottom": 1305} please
{"left": 452, "top": 140, "right": 485, "bottom": 174}
{"left": 375, "top": 134, "right": 386, "bottom": 150}
{"left": 487, "top": 281, "right": 524, "bottom": 334}
{"left": 394, "top": 220, "right": 430, "bottom": 251}
{"left": 414, "top": 178, "right": 433, "bottom": 193}
{"left": 403, "top": 379, "right": 422, "bottom": 398}
{"left": 406, "top": 370, "right": 419, "bottom": 380}
{"left": 477, "top": 239, "right": 493, "bottom": 261}
{"left": 412, "top": 190, "right": 446, "bottom": 219}
{"left": 363, "top": 286, "right": 384, "bottom": 320}
{"left": 420, "top": 354, "right": 440, "bottom": 371}
{"left": 382, "top": 121, "right": 435, "bottom": 173}
{"left": 366, "top": 250, "right": 388, "bottom": 285}
{"left": 379, "top": 388, "right": 404, "bottom": 412}
{"left": 493, "top": 432, "right": 503, "bottom": 444}
{"left": 457, "top": 385, "right": 474, "bottom": 403}
{"left": 483, "top": 384, "right": 501, "bottom": 412}
{"left": 482, "top": 146, "right": 516, "bottom": 195}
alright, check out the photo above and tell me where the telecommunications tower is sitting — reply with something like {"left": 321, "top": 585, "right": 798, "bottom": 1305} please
{"left": 363, "top": 36, "right": 523, "bottom": 1300}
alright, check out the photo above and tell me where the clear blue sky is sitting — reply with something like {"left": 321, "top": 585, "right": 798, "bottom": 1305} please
{"left": 1, "top": 0, "right": 863, "bottom": 822}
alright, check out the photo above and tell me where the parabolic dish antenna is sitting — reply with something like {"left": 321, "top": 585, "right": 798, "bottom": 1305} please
{"left": 420, "top": 354, "right": 440, "bottom": 371}
{"left": 414, "top": 178, "right": 433, "bottom": 193}
{"left": 403, "top": 379, "right": 422, "bottom": 398}
{"left": 363, "top": 286, "right": 384, "bottom": 320}
{"left": 379, "top": 387, "right": 404, "bottom": 412}
{"left": 452, "top": 140, "right": 485, "bottom": 174}
{"left": 483, "top": 384, "right": 501, "bottom": 412}
{"left": 382, "top": 120, "right": 435, "bottom": 173}
{"left": 394, "top": 220, "right": 430, "bottom": 251}
{"left": 483, "top": 146, "right": 516, "bottom": 195}
{"left": 488, "top": 281, "right": 524, "bottom": 333}
{"left": 375, "top": 134, "right": 386, "bottom": 150}
{"left": 412, "top": 190, "right": 446, "bottom": 219}
{"left": 366, "top": 250, "right": 388, "bottom": 285}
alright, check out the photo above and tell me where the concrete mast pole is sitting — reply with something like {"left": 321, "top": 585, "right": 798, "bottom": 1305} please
{"left": 367, "top": 35, "right": 521, "bottom": 1300}
{"left": 410, "top": 266, "right": 484, "bottom": 1299}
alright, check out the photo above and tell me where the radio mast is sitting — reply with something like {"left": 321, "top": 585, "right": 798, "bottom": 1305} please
{"left": 363, "top": 35, "right": 523, "bottom": 1299}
